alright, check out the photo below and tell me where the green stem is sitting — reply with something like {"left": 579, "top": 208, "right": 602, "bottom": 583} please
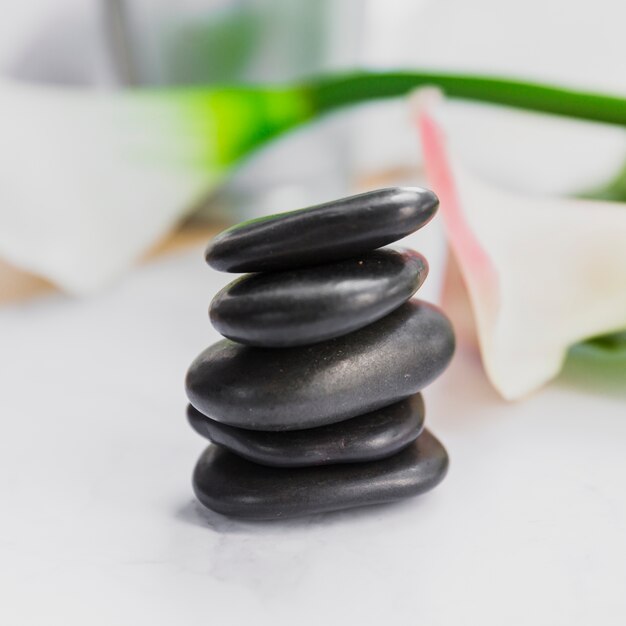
{"left": 305, "top": 71, "right": 626, "bottom": 126}
{"left": 177, "top": 70, "right": 626, "bottom": 167}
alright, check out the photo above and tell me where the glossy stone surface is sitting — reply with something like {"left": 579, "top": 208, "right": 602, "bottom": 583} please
{"left": 210, "top": 248, "right": 428, "bottom": 347}
{"left": 205, "top": 187, "right": 438, "bottom": 273}
{"left": 186, "top": 300, "right": 454, "bottom": 431}
{"left": 187, "top": 394, "right": 425, "bottom": 467}
{"left": 193, "top": 430, "right": 448, "bottom": 520}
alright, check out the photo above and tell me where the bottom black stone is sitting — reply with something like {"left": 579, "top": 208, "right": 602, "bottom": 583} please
{"left": 192, "top": 430, "right": 448, "bottom": 520}
{"left": 187, "top": 394, "right": 425, "bottom": 468}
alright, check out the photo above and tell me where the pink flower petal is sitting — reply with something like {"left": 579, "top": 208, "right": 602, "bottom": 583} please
{"left": 412, "top": 89, "right": 626, "bottom": 399}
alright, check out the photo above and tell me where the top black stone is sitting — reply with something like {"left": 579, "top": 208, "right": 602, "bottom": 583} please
{"left": 205, "top": 187, "right": 439, "bottom": 273}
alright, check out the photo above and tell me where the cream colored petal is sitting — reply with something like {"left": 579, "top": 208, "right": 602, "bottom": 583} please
{"left": 413, "top": 89, "right": 626, "bottom": 399}
{"left": 0, "top": 80, "right": 217, "bottom": 294}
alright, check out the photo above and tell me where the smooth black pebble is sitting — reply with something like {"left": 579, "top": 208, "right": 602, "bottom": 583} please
{"left": 205, "top": 187, "right": 438, "bottom": 273}
{"left": 187, "top": 394, "right": 425, "bottom": 467}
{"left": 186, "top": 300, "right": 454, "bottom": 431}
{"left": 193, "top": 430, "right": 448, "bottom": 520}
{"left": 210, "top": 248, "right": 428, "bottom": 347}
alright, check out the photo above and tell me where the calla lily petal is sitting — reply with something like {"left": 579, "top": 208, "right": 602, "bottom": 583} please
{"left": 0, "top": 80, "right": 221, "bottom": 293}
{"left": 413, "top": 89, "right": 626, "bottom": 399}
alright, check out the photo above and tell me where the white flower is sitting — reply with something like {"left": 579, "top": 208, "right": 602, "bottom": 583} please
{"left": 413, "top": 89, "right": 626, "bottom": 399}
{"left": 0, "top": 79, "right": 216, "bottom": 293}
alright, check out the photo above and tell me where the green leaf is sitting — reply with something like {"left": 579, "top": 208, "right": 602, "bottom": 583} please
{"left": 561, "top": 332, "right": 626, "bottom": 394}
{"left": 579, "top": 158, "right": 626, "bottom": 203}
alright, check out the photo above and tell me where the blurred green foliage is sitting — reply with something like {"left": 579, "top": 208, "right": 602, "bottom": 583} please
{"left": 562, "top": 332, "right": 626, "bottom": 393}
{"left": 165, "top": 7, "right": 262, "bottom": 84}
{"left": 580, "top": 159, "right": 626, "bottom": 203}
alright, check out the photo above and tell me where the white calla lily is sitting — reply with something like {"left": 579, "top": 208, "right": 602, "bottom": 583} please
{"left": 413, "top": 89, "right": 626, "bottom": 399}
{"left": 0, "top": 79, "right": 217, "bottom": 294}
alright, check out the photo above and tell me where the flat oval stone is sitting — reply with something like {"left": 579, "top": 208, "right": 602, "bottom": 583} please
{"left": 186, "top": 300, "right": 454, "bottom": 431}
{"left": 186, "top": 394, "right": 425, "bottom": 467}
{"left": 205, "top": 187, "right": 438, "bottom": 273}
{"left": 210, "top": 248, "right": 428, "bottom": 347}
{"left": 192, "top": 430, "right": 448, "bottom": 520}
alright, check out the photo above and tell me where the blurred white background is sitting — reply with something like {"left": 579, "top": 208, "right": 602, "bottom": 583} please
{"left": 1, "top": 2, "right": 626, "bottom": 625}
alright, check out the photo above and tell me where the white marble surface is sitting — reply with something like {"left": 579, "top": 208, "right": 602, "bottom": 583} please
{"left": 1, "top": 242, "right": 625, "bottom": 626}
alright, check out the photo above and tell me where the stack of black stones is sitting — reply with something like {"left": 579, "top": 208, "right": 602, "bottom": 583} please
{"left": 185, "top": 187, "right": 455, "bottom": 520}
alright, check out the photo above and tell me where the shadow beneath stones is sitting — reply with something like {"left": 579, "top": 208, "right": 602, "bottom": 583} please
{"left": 174, "top": 493, "right": 427, "bottom": 534}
